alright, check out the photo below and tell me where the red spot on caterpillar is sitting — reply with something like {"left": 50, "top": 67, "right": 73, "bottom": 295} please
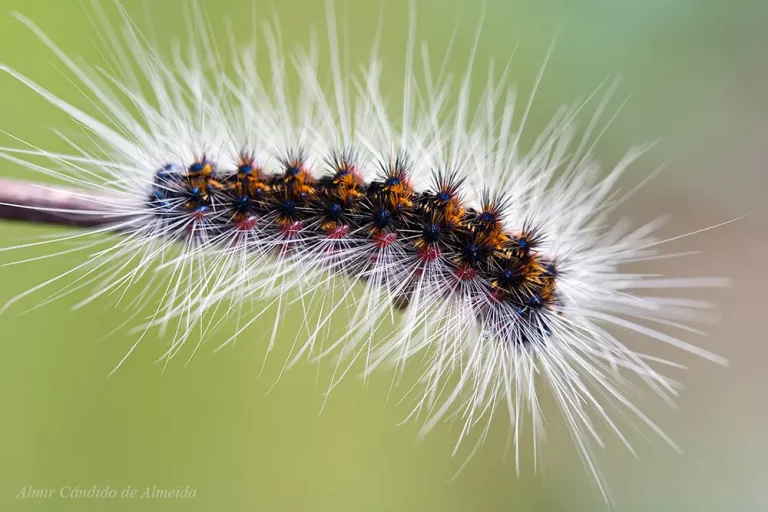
{"left": 373, "top": 232, "right": 397, "bottom": 249}
{"left": 327, "top": 224, "right": 350, "bottom": 239}
{"left": 417, "top": 245, "right": 440, "bottom": 262}
{"left": 281, "top": 220, "right": 304, "bottom": 237}
{"left": 455, "top": 263, "right": 477, "bottom": 281}
{"left": 489, "top": 290, "right": 504, "bottom": 304}
{"left": 236, "top": 216, "right": 258, "bottom": 231}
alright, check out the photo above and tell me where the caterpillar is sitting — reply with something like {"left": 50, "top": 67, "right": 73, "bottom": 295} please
{"left": 146, "top": 150, "right": 559, "bottom": 336}
{"left": 0, "top": 0, "right": 729, "bottom": 502}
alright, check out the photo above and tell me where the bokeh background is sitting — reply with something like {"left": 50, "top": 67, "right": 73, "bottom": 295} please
{"left": 0, "top": 0, "right": 766, "bottom": 510}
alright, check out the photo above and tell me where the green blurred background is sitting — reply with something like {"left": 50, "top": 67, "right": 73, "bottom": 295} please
{"left": 0, "top": 0, "right": 766, "bottom": 510}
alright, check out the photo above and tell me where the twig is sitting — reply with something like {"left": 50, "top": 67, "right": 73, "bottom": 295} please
{"left": 0, "top": 178, "right": 118, "bottom": 228}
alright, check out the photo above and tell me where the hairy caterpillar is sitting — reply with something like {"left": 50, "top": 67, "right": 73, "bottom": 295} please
{"left": 0, "top": 0, "right": 730, "bottom": 502}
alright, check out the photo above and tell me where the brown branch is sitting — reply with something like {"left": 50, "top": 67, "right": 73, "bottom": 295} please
{"left": 0, "top": 178, "right": 119, "bottom": 228}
